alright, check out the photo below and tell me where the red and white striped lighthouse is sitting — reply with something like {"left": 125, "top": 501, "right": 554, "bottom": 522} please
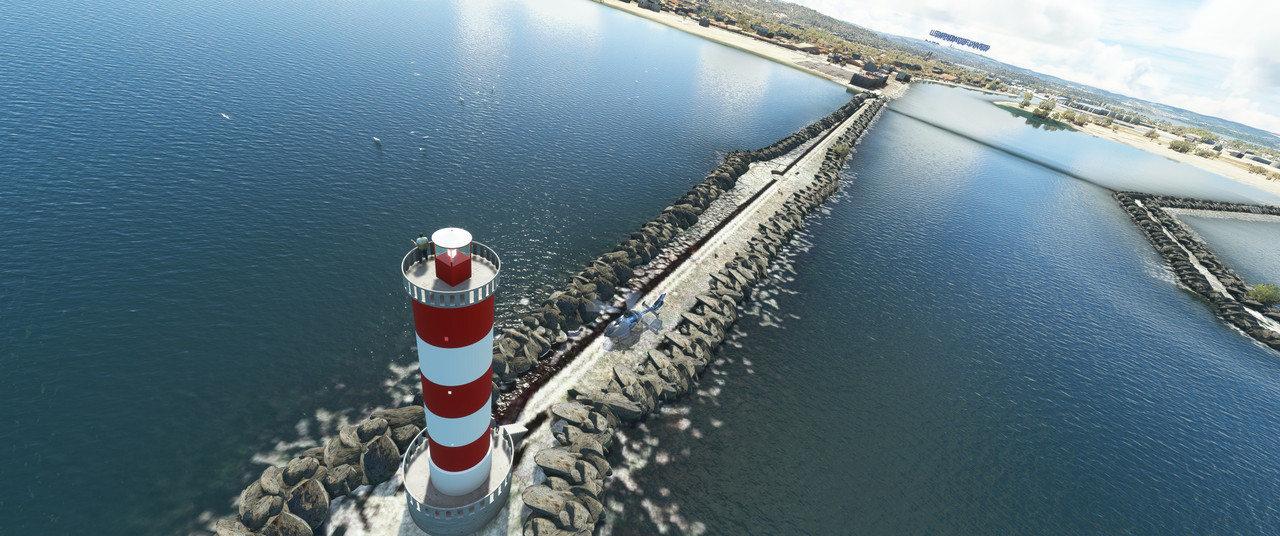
{"left": 400, "top": 228, "right": 515, "bottom": 535}
{"left": 407, "top": 227, "right": 497, "bottom": 496}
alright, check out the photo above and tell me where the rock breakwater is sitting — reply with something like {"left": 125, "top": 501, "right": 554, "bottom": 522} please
{"left": 492, "top": 94, "right": 878, "bottom": 417}
{"left": 518, "top": 97, "right": 884, "bottom": 535}
{"left": 212, "top": 95, "right": 883, "bottom": 536}
{"left": 214, "top": 407, "right": 425, "bottom": 536}
{"left": 1115, "top": 192, "right": 1280, "bottom": 350}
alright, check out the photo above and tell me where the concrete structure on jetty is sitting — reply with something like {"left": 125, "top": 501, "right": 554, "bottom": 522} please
{"left": 210, "top": 93, "right": 887, "bottom": 536}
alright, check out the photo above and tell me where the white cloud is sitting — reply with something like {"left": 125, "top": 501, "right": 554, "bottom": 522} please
{"left": 789, "top": 0, "right": 1280, "bottom": 136}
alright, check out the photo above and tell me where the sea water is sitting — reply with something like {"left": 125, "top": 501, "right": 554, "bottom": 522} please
{"left": 610, "top": 84, "right": 1280, "bottom": 534}
{"left": 5, "top": 1, "right": 1280, "bottom": 534}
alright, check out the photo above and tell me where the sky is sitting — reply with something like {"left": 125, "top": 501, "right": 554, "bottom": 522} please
{"left": 790, "top": 0, "right": 1280, "bottom": 138}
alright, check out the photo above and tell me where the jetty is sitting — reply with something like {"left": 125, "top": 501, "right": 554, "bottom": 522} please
{"left": 214, "top": 94, "right": 886, "bottom": 536}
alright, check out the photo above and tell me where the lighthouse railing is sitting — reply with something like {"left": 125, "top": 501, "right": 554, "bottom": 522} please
{"left": 401, "top": 241, "right": 502, "bottom": 308}
{"left": 402, "top": 422, "right": 515, "bottom": 523}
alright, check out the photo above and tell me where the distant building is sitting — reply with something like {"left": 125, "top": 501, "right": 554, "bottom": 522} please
{"left": 750, "top": 24, "right": 773, "bottom": 38}
{"left": 895, "top": 71, "right": 912, "bottom": 82}
{"left": 850, "top": 72, "right": 888, "bottom": 89}
{"left": 1247, "top": 155, "right": 1273, "bottom": 165}
{"left": 792, "top": 42, "right": 821, "bottom": 54}
{"left": 699, "top": 17, "right": 709, "bottom": 27}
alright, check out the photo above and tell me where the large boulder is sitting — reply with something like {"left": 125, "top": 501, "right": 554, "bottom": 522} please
{"left": 240, "top": 494, "right": 282, "bottom": 531}
{"left": 323, "top": 436, "right": 361, "bottom": 468}
{"left": 524, "top": 516, "right": 579, "bottom": 536}
{"left": 285, "top": 478, "right": 329, "bottom": 530}
{"left": 390, "top": 424, "right": 421, "bottom": 452}
{"left": 562, "top": 497, "right": 594, "bottom": 531}
{"left": 551, "top": 401, "right": 593, "bottom": 428}
{"left": 260, "top": 512, "right": 313, "bottom": 536}
{"left": 522, "top": 485, "right": 574, "bottom": 519}
{"left": 534, "top": 448, "right": 579, "bottom": 480}
{"left": 238, "top": 481, "right": 265, "bottom": 518}
{"left": 258, "top": 466, "right": 286, "bottom": 496}
{"left": 215, "top": 518, "right": 255, "bottom": 536}
{"left": 319, "top": 464, "right": 360, "bottom": 498}
{"left": 591, "top": 391, "right": 645, "bottom": 421}
{"left": 283, "top": 457, "right": 320, "bottom": 487}
{"left": 356, "top": 417, "right": 389, "bottom": 442}
{"left": 360, "top": 435, "right": 401, "bottom": 485}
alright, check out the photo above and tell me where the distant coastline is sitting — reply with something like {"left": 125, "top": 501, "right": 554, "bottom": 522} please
{"left": 591, "top": 0, "right": 907, "bottom": 98}
{"left": 993, "top": 101, "right": 1280, "bottom": 198}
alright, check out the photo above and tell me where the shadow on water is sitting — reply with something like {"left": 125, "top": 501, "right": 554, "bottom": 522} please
{"left": 886, "top": 107, "right": 1115, "bottom": 193}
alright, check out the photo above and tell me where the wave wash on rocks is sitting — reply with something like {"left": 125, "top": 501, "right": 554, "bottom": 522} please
{"left": 214, "top": 407, "right": 424, "bottom": 536}
{"left": 1115, "top": 192, "right": 1280, "bottom": 351}
{"left": 520, "top": 97, "right": 885, "bottom": 536}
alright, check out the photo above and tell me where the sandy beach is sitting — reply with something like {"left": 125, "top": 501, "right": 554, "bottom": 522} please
{"left": 993, "top": 102, "right": 1280, "bottom": 198}
{"left": 592, "top": 0, "right": 909, "bottom": 98}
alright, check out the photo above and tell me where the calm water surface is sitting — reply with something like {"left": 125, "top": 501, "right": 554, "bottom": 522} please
{"left": 5, "top": 1, "right": 1280, "bottom": 535}
{"left": 610, "top": 85, "right": 1280, "bottom": 534}
{"left": 0, "top": 1, "right": 850, "bottom": 534}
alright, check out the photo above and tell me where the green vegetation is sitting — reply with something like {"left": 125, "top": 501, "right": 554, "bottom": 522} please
{"left": 1194, "top": 148, "right": 1219, "bottom": 159}
{"left": 1169, "top": 140, "right": 1195, "bottom": 153}
{"left": 1144, "top": 129, "right": 1160, "bottom": 140}
{"left": 1248, "top": 164, "right": 1268, "bottom": 175}
{"left": 1249, "top": 284, "right": 1280, "bottom": 308}
{"left": 1019, "top": 92, "right": 1032, "bottom": 108}
{"left": 832, "top": 143, "right": 851, "bottom": 159}
{"left": 1032, "top": 100, "right": 1054, "bottom": 119}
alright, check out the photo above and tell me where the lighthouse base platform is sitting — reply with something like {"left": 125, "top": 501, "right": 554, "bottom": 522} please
{"left": 401, "top": 423, "right": 517, "bottom": 535}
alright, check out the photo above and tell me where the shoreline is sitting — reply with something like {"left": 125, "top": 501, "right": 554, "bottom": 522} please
{"left": 590, "top": 0, "right": 909, "bottom": 99}
{"left": 994, "top": 102, "right": 1280, "bottom": 199}
{"left": 593, "top": 0, "right": 1278, "bottom": 201}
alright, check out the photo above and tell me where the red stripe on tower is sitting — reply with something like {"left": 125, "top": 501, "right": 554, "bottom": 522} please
{"left": 420, "top": 367, "right": 492, "bottom": 419}
{"left": 428, "top": 432, "right": 492, "bottom": 472}
{"left": 403, "top": 227, "right": 499, "bottom": 497}
{"left": 413, "top": 296, "right": 494, "bottom": 348}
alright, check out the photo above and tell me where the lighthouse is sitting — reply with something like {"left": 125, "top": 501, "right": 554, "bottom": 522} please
{"left": 399, "top": 228, "right": 517, "bottom": 535}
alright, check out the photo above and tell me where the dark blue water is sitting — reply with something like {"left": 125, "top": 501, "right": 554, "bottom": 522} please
{"left": 6, "top": 1, "right": 1280, "bottom": 535}
{"left": 0, "top": 1, "right": 852, "bottom": 534}
{"left": 612, "top": 84, "right": 1280, "bottom": 534}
